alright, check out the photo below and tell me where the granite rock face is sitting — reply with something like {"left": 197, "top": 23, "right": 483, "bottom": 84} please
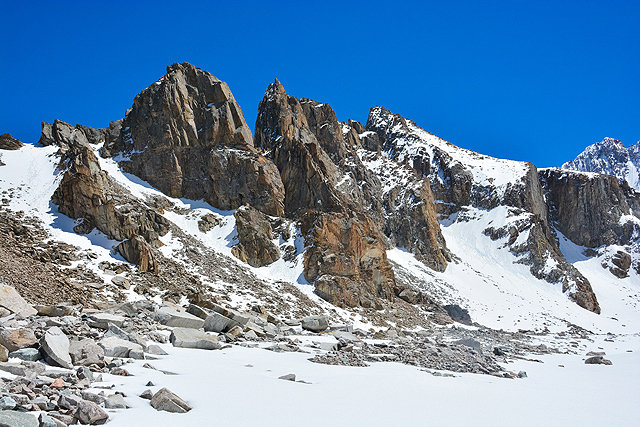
{"left": 540, "top": 168, "right": 640, "bottom": 248}
{"left": 231, "top": 205, "right": 280, "bottom": 268}
{"left": 48, "top": 122, "right": 168, "bottom": 272}
{"left": 101, "top": 62, "right": 285, "bottom": 216}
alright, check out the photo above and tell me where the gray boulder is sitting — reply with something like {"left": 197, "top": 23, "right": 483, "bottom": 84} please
{"left": 585, "top": 356, "right": 613, "bottom": 365}
{"left": 97, "top": 336, "right": 143, "bottom": 358}
{"left": 301, "top": 315, "right": 329, "bottom": 333}
{"left": 34, "top": 304, "right": 78, "bottom": 317}
{"left": 69, "top": 338, "right": 105, "bottom": 366}
{"left": 0, "top": 411, "right": 38, "bottom": 427}
{"left": 87, "top": 313, "right": 126, "bottom": 329}
{"left": 105, "top": 394, "right": 130, "bottom": 409}
{"left": 154, "top": 306, "right": 204, "bottom": 329}
{"left": 146, "top": 344, "right": 168, "bottom": 355}
{"left": 0, "top": 396, "right": 17, "bottom": 410}
{"left": 150, "top": 387, "right": 192, "bottom": 413}
{"left": 74, "top": 399, "right": 109, "bottom": 425}
{"left": 170, "top": 328, "right": 221, "bottom": 350}
{"left": 39, "top": 326, "right": 72, "bottom": 369}
{"left": 0, "top": 361, "right": 45, "bottom": 377}
{"left": 203, "top": 311, "right": 233, "bottom": 333}
{"left": 103, "top": 324, "right": 146, "bottom": 349}
{"left": 8, "top": 348, "right": 41, "bottom": 362}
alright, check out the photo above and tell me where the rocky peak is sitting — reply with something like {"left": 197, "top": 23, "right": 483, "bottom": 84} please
{"left": 101, "top": 63, "right": 285, "bottom": 216}
{"left": 0, "top": 134, "right": 24, "bottom": 150}
{"left": 563, "top": 137, "right": 640, "bottom": 191}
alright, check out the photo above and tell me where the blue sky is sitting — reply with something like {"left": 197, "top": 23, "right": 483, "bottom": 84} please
{"left": 1, "top": 0, "right": 638, "bottom": 167}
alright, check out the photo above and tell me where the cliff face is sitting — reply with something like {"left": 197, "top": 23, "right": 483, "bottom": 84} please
{"left": 101, "top": 62, "right": 285, "bottom": 217}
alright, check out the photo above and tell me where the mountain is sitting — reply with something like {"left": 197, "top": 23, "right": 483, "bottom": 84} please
{"left": 1, "top": 62, "right": 638, "bottom": 337}
{"left": 563, "top": 137, "right": 640, "bottom": 190}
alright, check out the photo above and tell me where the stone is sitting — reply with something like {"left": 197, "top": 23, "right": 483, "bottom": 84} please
{"left": 34, "top": 304, "right": 78, "bottom": 317}
{"left": 103, "top": 324, "right": 146, "bottom": 349}
{"left": 40, "top": 326, "right": 72, "bottom": 369}
{"left": 87, "top": 313, "right": 126, "bottom": 329}
{"left": 169, "top": 328, "right": 221, "bottom": 350}
{"left": 0, "top": 396, "right": 17, "bottom": 410}
{"left": 0, "top": 328, "right": 38, "bottom": 353}
{"left": 110, "top": 276, "right": 130, "bottom": 289}
{"left": 154, "top": 306, "right": 205, "bottom": 329}
{"left": 0, "top": 285, "right": 37, "bottom": 318}
{"left": 38, "top": 414, "right": 63, "bottom": 427}
{"left": 105, "top": 394, "right": 130, "bottom": 409}
{"left": 0, "top": 134, "right": 24, "bottom": 150}
{"left": 278, "top": 373, "right": 296, "bottom": 381}
{"left": 0, "top": 343, "right": 7, "bottom": 362}
{"left": 333, "top": 331, "right": 359, "bottom": 342}
{"left": 231, "top": 205, "right": 280, "bottom": 267}
{"left": 74, "top": 399, "right": 109, "bottom": 425}
{"left": 50, "top": 378, "right": 65, "bottom": 389}
{"left": 0, "top": 411, "right": 38, "bottom": 427}
{"left": 198, "top": 213, "right": 221, "bottom": 233}
{"left": 244, "top": 330, "right": 258, "bottom": 340}
{"left": 301, "top": 315, "right": 329, "bottom": 333}
{"left": 77, "top": 366, "right": 94, "bottom": 381}
{"left": 210, "top": 305, "right": 250, "bottom": 327}
{"left": 150, "top": 387, "right": 192, "bottom": 413}
{"left": 69, "top": 338, "right": 105, "bottom": 366}
{"left": 585, "top": 356, "right": 613, "bottom": 365}
{"left": 97, "top": 336, "right": 143, "bottom": 358}
{"left": 101, "top": 62, "right": 285, "bottom": 217}
{"left": 116, "top": 237, "right": 159, "bottom": 273}
{"left": 186, "top": 304, "right": 210, "bottom": 320}
{"left": 8, "top": 348, "right": 41, "bottom": 362}
{"left": 0, "top": 361, "right": 45, "bottom": 377}
{"left": 146, "top": 344, "right": 169, "bottom": 355}
{"left": 455, "top": 338, "right": 483, "bottom": 353}
{"left": 139, "top": 389, "right": 153, "bottom": 400}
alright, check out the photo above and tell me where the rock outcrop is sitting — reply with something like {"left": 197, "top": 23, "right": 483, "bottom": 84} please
{"left": 101, "top": 62, "right": 285, "bottom": 217}
{"left": 48, "top": 122, "right": 168, "bottom": 272}
{"left": 0, "top": 133, "right": 23, "bottom": 150}
{"left": 39, "top": 119, "right": 105, "bottom": 148}
{"left": 231, "top": 205, "right": 280, "bottom": 268}
{"left": 255, "top": 80, "right": 401, "bottom": 307}
{"left": 540, "top": 168, "right": 640, "bottom": 247}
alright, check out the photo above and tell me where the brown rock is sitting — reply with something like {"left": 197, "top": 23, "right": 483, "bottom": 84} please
{"left": 231, "top": 205, "right": 280, "bottom": 267}
{"left": 101, "top": 62, "right": 285, "bottom": 217}
{"left": 116, "top": 237, "right": 158, "bottom": 273}
{"left": 0, "top": 328, "right": 38, "bottom": 352}
{"left": 51, "top": 377, "right": 65, "bottom": 388}
{"left": 0, "top": 133, "right": 23, "bottom": 150}
{"left": 303, "top": 212, "right": 395, "bottom": 308}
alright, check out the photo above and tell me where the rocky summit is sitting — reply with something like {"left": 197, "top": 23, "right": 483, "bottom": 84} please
{"left": 0, "top": 61, "right": 638, "bottom": 426}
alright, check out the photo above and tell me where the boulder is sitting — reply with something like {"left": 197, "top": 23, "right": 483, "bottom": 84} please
{"left": 0, "top": 361, "right": 45, "bottom": 377}
{"left": 154, "top": 306, "right": 205, "bottom": 329}
{"left": 103, "top": 324, "right": 146, "bottom": 349}
{"left": 150, "top": 387, "right": 192, "bottom": 413}
{"left": 0, "top": 344, "right": 6, "bottom": 362}
{"left": 0, "top": 411, "right": 38, "bottom": 427}
{"left": 39, "top": 326, "right": 72, "bottom": 369}
{"left": 0, "top": 285, "right": 37, "bottom": 318}
{"left": 97, "top": 336, "right": 143, "bottom": 358}
{"left": 34, "top": 304, "right": 78, "bottom": 317}
{"left": 301, "top": 315, "right": 329, "bottom": 333}
{"left": 231, "top": 205, "right": 280, "bottom": 267}
{"left": 87, "top": 313, "right": 126, "bottom": 329}
{"left": 69, "top": 338, "right": 105, "bottom": 366}
{"left": 146, "top": 344, "right": 168, "bottom": 355}
{"left": 0, "top": 134, "right": 24, "bottom": 150}
{"left": 203, "top": 311, "right": 233, "bottom": 333}
{"left": 74, "top": 399, "right": 109, "bottom": 425}
{"left": 105, "top": 394, "right": 130, "bottom": 409}
{"left": 0, "top": 396, "right": 17, "bottom": 410}
{"left": 8, "top": 348, "right": 41, "bottom": 362}
{"left": 116, "top": 237, "right": 159, "bottom": 273}
{"left": 169, "top": 328, "right": 221, "bottom": 350}
{"left": 0, "top": 328, "right": 38, "bottom": 353}
{"left": 585, "top": 356, "right": 613, "bottom": 365}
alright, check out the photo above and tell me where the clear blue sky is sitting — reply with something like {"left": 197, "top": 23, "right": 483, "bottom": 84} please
{"left": 1, "top": 0, "right": 638, "bottom": 167}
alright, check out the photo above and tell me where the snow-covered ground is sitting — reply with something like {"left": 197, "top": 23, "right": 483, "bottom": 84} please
{"left": 98, "top": 332, "right": 640, "bottom": 427}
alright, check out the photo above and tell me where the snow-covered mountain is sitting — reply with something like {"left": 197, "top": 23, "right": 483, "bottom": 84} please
{"left": 1, "top": 62, "right": 637, "bottom": 335}
{"left": 563, "top": 137, "right": 640, "bottom": 190}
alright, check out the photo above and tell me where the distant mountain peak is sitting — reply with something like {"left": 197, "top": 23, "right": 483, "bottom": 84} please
{"left": 562, "top": 137, "right": 640, "bottom": 191}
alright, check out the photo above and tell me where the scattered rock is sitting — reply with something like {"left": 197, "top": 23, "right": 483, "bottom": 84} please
{"left": 139, "top": 389, "right": 153, "bottom": 400}
{"left": 0, "top": 411, "right": 38, "bottom": 427}
{"left": 87, "top": 313, "right": 126, "bottom": 329}
{"left": 97, "top": 336, "right": 143, "bottom": 358}
{"left": 105, "top": 394, "right": 130, "bottom": 409}
{"left": 154, "top": 306, "right": 205, "bottom": 329}
{"left": 69, "top": 338, "right": 105, "bottom": 366}
{"left": 169, "top": 328, "right": 221, "bottom": 350}
{"left": 278, "top": 373, "right": 296, "bottom": 381}
{"left": 0, "top": 328, "right": 38, "bottom": 353}
{"left": 301, "top": 315, "right": 329, "bottom": 333}
{"left": 74, "top": 399, "right": 109, "bottom": 425}
{"left": 150, "top": 387, "right": 192, "bottom": 413}
{"left": 0, "top": 284, "right": 37, "bottom": 318}
{"left": 585, "top": 356, "right": 613, "bottom": 365}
